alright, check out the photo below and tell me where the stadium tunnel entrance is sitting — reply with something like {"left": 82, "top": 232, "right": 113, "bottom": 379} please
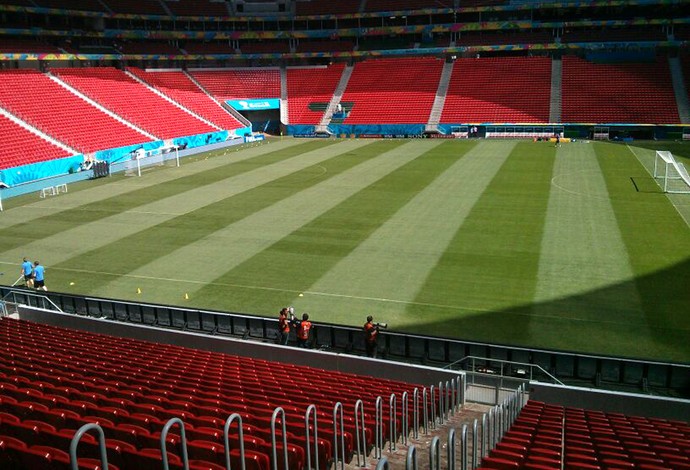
{"left": 225, "top": 98, "right": 281, "bottom": 135}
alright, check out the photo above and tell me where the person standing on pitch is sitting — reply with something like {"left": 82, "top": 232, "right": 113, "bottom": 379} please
{"left": 278, "top": 307, "right": 291, "bottom": 345}
{"left": 21, "top": 257, "right": 34, "bottom": 288}
{"left": 363, "top": 315, "right": 379, "bottom": 358}
{"left": 32, "top": 261, "right": 47, "bottom": 291}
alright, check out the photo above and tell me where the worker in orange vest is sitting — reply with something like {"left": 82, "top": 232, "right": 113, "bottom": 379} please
{"left": 278, "top": 307, "right": 291, "bottom": 345}
{"left": 296, "top": 313, "right": 312, "bottom": 348}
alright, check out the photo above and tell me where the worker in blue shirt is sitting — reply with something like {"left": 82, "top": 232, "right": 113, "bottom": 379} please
{"left": 21, "top": 257, "right": 34, "bottom": 288}
{"left": 33, "top": 261, "right": 47, "bottom": 291}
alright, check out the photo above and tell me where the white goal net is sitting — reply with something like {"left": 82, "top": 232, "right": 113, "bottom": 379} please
{"left": 125, "top": 146, "right": 180, "bottom": 177}
{"left": 653, "top": 151, "right": 690, "bottom": 194}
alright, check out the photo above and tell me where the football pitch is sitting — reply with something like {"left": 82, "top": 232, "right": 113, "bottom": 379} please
{"left": 1, "top": 138, "right": 689, "bottom": 363}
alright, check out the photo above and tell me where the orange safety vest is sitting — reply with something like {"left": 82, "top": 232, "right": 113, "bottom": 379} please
{"left": 298, "top": 321, "right": 312, "bottom": 340}
{"left": 364, "top": 322, "right": 378, "bottom": 343}
{"left": 279, "top": 313, "right": 290, "bottom": 333}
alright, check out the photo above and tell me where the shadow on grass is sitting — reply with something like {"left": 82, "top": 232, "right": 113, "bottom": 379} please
{"left": 398, "top": 256, "right": 690, "bottom": 365}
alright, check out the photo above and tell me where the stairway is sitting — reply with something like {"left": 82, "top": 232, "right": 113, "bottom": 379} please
{"left": 549, "top": 57, "right": 562, "bottom": 123}
{"left": 425, "top": 60, "right": 454, "bottom": 133}
{"left": 316, "top": 64, "right": 354, "bottom": 132}
{"left": 669, "top": 57, "right": 690, "bottom": 124}
{"left": 280, "top": 66, "right": 289, "bottom": 125}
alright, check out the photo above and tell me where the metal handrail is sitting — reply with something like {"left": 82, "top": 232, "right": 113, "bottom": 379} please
{"left": 2, "top": 289, "right": 63, "bottom": 312}
{"left": 448, "top": 355, "right": 564, "bottom": 385}
{"left": 305, "top": 404, "right": 320, "bottom": 470}
{"left": 332, "top": 401, "right": 346, "bottom": 470}
{"left": 270, "top": 407, "right": 289, "bottom": 470}
{"left": 69, "top": 423, "right": 107, "bottom": 470}
{"left": 224, "top": 413, "right": 245, "bottom": 470}
{"left": 161, "top": 417, "right": 189, "bottom": 470}
{"left": 353, "top": 400, "right": 367, "bottom": 468}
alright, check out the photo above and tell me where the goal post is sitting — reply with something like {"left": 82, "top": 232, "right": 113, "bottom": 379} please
{"left": 653, "top": 150, "right": 690, "bottom": 194}
{"left": 125, "top": 146, "right": 180, "bottom": 177}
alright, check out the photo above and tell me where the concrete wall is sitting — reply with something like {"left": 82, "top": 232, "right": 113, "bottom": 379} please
{"left": 530, "top": 382, "right": 690, "bottom": 420}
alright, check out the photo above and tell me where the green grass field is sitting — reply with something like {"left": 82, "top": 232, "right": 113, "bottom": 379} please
{"left": 1, "top": 138, "right": 689, "bottom": 363}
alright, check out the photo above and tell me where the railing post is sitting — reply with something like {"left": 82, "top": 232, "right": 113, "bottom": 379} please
{"left": 447, "top": 428, "right": 456, "bottom": 470}
{"left": 305, "top": 404, "right": 320, "bottom": 470}
{"left": 161, "top": 417, "right": 189, "bottom": 470}
{"left": 374, "top": 396, "right": 384, "bottom": 458}
{"left": 354, "top": 400, "right": 366, "bottom": 468}
{"left": 69, "top": 423, "right": 108, "bottom": 470}
{"left": 481, "top": 412, "right": 488, "bottom": 459}
{"left": 438, "top": 381, "right": 444, "bottom": 424}
{"left": 271, "top": 407, "right": 289, "bottom": 470}
{"left": 429, "top": 436, "right": 440, "bottom": 470}
{"left": 376, "top": 457, "right": 390, "bottom": 470}
{"left": 472, "top": 418, "right": 479, "bottom": 469}
{"left": 412, "top": 388, "right": 420, "bottom": 439}
{"left": 333, "top": 402, "right": 346, "bottom": 470}
{"left": 422, "top": 387, "right": 430, "bottom": 435}
{"left": 389, "top": 393, "right": 397, "bottom": 451}
{"left": 445, "top": 380, "right": 451, "bottom": 418}
{"left": 461, "top": 423, "right": 468, "bottom": 470}
{"left": 401, "top": 391, "right": 409, "bottom": 446}
{"left": 429, "top": 385, "right": 437, "bottom": 428}
{"left": 224, "top": 413, "right": 246, "bottom": 470}
{"left": 406, "top": 444, "right": 418, "bottom": 470}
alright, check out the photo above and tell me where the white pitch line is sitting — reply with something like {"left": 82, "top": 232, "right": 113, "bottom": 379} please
{"left": 0, "top": 260, "right": 675, "bottom": 328}
{"left": 19, "top": 206, "right": 186, "bottom": 217}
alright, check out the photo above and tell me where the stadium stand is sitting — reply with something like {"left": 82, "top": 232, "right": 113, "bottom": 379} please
{"left": 476, "top": 400, "right": 690, "bottom": 469}
{"left": 441, "top": 56, "right": 552, "bottom": 124}
{"left": 100, "top": 0, "right": 167, "bottom": 15}
{"left": 295, "top": 0, "right": 362, "bottom": 15}
{"left": 0, "top": 38, "right": 63, "bottom": 54}
{"left": 164, "top": 0, "right": 230, "bottom": 17}
{"left": 679, "top": 52, "right": 690, "bottom": 105}
{"left": 126, "top": 67, "right": 245, "bottom": 131}
{"left": 341, "top": 57, "right": 444, "bottom": 124}
{"left": 33, "top": 0, "right": 107, "bottom": 12}
{"left": 240, "top": 41, "right": 291, "bottom": 54}
{"left": 455, "top": 31, "right": 554, "bottom": 46}
{"left": 560, "top": 56, "right": 680, "bottom": 124}
{"left": 0, "top": 317, "right": 420, "bottom": 469}
{"left": 52, "top": 67, "right": 219, "bottom": 139}
{"left": 0, "top": 70, "right": 151, "bottom": 154}
{"left": 118, "top": 41, "right": 182, "bottom": 55}
{"left": 295, "top": 40, "right": 354, "bottom": 53}
{"left": 190, "top": 68, "right": 281, "bottom": 101}
{"left": 286, "top": 64, "right": 345, "bottom": 125}
{"left": 561, "top": 27, "right": 667, "bottom": 43}
{"left": 182, "top": 42, "right": 237, "bottom": 54}
{"left": 0, "top": 114, "right": 70, "bottom": 170}
{"left": 363, "top": 0, "right": 454, "bottom": 11}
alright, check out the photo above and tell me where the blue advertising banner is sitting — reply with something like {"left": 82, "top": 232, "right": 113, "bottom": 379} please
{"left": 226, "top": 99, "right": 280, "bottom": 111}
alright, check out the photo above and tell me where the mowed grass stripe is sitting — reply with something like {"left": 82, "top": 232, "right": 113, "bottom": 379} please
{"left": 0, "top": 139, "right": 331, "bottom": 251}
{"left": 301, "top": 140, "right": 515, "bottom": 327}
{"left": 70, "top": 140, "right": 408, "bottom": 299}
{"left": 0, "top": 139, "right": 302, "bottom": 229}
{"left": 594, "top": 142, "right": 690, "bottom": 361}
{"left": 405, "top": 142, "right": 556, "bottom": 342}
{"left": 163, "top": 139, "right": 453, "bottom": 312}
{"left": 534, "top": 142, "right": 643, "bottom": 320}
{"left": 0, "top": 139, "right": 365, "bottom": 276}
